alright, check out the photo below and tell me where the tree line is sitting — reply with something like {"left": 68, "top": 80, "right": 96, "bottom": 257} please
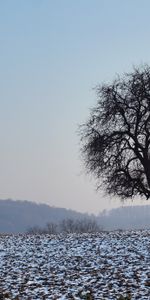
{"left": 26, "top": 217, "right": 102, "bottom": 234}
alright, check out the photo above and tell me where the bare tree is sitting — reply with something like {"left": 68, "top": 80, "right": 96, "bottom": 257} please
{"left": 46, "top": 222, "right": 58, "bottom": 234}
{"left": 75, "top": 218, "right": 100, "bottom": 233}
{"left": 80, "top": 65, "right": 150, "bottom": 200}
{"left": 26, "top": 225, "right": 45, "bottom": 235}
{"left": 60, "top": 218, "right": 76, "bottom": 233}
{"left": 26, "top": 218, "right": 102, "bottom": 235}
{"left": 60, "top": 218, "right": 101, "bottom": 233}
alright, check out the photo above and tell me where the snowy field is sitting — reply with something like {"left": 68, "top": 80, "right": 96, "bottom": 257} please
{"left": 0, "top": 231, "right": 149, "bottom": 300}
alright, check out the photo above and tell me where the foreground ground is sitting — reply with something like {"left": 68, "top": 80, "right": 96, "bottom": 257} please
{"left": 0, "top": 231, "right": 149, "bottom": 299}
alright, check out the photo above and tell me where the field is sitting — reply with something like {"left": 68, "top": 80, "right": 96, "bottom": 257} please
{"left": 0, "top": 231, "right": 149, "bottom": 300}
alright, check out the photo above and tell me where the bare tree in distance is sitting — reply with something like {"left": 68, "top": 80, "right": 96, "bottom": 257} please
{"left": 60, "top": 218, "right": 75, "bottom": 234}
{"left": 46, "top": 222, "right": 58, "bottom": 234}
{"left": 80, "top": 65, "right": 150, "bottom": 200}
{"left": 26, "top": 218, "right": 102, "bottom": 235}
{"left": 60, "top": 218, "right": 101, "bottom": 234}
{"left": 26, "top": 226, "right": 45, "bottom": 235}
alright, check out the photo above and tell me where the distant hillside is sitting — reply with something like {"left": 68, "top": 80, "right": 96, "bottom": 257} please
{"left": 0, "top": 199, "right": 150, "bottom": 233}
{"left": 0, "top": 199, "right": 89, "bottom": 233}
{"left": 97, "top": 205, "right": 150, "bottom": 230}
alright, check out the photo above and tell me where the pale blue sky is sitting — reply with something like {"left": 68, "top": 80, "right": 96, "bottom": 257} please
{"left": 0, "top": 0, "right": 150, "bottom": 213}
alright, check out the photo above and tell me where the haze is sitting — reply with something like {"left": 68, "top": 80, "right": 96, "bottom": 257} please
{"left": 0, "top": 0, "right": 150, "bottom": 214}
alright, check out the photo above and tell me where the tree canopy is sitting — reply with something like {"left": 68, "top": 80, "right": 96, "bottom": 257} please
{"left": 80, "top": 65, "right": 150, "bottom": 200}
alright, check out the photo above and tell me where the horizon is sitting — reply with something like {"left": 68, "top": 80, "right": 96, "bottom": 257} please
{"left": 1, "top": 198, "right": 150, "bottom": 216}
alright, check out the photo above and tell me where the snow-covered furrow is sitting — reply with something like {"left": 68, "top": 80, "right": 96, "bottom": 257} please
{"left": 0, "top": 231, "right": 149, "bottom": 299}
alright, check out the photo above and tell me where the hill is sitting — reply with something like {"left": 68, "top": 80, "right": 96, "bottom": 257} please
{"left": 0, "top": 199, "right": 89, "bottom": 233}
{"left": 97, "top": 205, "right": 150, "bottom": 230}
{"left": 0, "top": 199, "right": 150, "bottom": 233}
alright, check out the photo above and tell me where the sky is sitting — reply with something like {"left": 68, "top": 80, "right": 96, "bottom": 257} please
{"left": 0, "top": 0, "right": 150, "bottom": 214}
